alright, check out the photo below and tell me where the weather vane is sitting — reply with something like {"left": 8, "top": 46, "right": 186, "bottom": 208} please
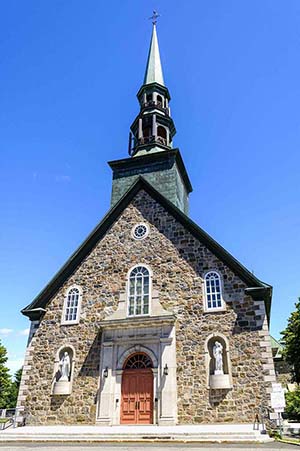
{"left": 149, "top": 10, "right": 160, "bottom": 25}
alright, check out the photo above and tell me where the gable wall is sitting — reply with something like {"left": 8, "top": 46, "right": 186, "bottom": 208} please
{"left": 21, "top": 190, "right": 274, "bottom": 424}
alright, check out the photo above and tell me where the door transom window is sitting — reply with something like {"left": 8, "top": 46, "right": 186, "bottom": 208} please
{"left": 124, "top": 353, "right": 153, "bottom": 369}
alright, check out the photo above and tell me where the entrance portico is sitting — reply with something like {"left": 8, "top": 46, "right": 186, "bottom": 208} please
{"left": 96, "top": 292, "right": 177, "bottom": 426}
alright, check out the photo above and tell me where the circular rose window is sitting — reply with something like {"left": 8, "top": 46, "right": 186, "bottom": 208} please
{"left": 132, "top": 223, "right": 149, "bottom": 240}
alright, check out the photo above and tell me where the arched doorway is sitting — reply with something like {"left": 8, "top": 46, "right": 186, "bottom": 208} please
{"left": 120, "top": 352, "right": 153, "bottom": 424}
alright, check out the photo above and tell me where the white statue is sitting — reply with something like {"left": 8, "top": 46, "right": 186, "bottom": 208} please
{"left": 58, "top": 351, "right": 71, "bottom": 381}
{"left": 213, "top": 341, "right": 224, "bottom": 375}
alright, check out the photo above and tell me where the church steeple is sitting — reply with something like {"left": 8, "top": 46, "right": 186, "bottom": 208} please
{"left": 128, "top": 21, "right": 176, "bottom": 157}
{"left": 109, "top": 17, "right": 192, "bottom": 215}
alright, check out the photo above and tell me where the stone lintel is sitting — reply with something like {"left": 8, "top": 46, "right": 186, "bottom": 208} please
{"left": 100, "top": 315, "right": 176, "bottom": 330}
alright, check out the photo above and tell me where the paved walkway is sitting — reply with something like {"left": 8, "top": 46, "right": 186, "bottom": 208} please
{"left": 0, "top": 441, "right": 296, "bottom": 450}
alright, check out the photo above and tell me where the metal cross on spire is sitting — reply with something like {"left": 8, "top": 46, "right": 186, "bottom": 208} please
{"left": 149, "top": 10, "right": 160, "bottom": 25}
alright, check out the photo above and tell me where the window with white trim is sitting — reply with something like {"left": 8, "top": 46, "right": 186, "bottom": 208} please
{"left": 132, "top": 223, "right": 149, "bottom": 240}
{"left": 62, "top": 287, "right": 81, "bottom": 324}
{"left": 204, "top": 272, "right": 223, "bottom": 310}
{"left": 128, "top": 266, "right": 150, "bottom": 316}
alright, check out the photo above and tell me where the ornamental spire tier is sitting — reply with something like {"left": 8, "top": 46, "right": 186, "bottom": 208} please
{"left": 143, "top": 23, "right": 165, "bottom": 86}
{"left": 128, "top": 22, "right": 176, "bottom": 157}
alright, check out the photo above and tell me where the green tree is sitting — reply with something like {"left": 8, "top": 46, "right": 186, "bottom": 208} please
{"left": 281, "top": 298, "right": 300, "bottom": 384}
{"left": 0, "top": 339, "right": 12, "bottom": 408}
{"left": 5, "top": 368, "right": 23, "bottom": 408}
{"left": 285, "top": 388, "right": 300, "bottom": 421}
{"left": 14, "top": 368, "right": 22, "bottom": 389}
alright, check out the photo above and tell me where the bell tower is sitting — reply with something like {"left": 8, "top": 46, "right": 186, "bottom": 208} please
{"left": 129, "top": 23, "right": 176, "bottom": 157}
{"left": 109, "top": 19, "right": 192, "bottom": 215}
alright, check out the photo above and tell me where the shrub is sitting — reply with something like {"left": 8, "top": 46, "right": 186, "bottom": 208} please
{"left": 285, "top": 388, "right": 300, "bottom": 421}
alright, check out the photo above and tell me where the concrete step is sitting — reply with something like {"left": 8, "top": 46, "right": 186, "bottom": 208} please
{"left": 0, "top": 424, "right": 273, "bottom": 443}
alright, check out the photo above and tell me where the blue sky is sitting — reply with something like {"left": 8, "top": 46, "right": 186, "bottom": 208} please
{"left": 1, "top": 1, "right": 299, "bottom": 374}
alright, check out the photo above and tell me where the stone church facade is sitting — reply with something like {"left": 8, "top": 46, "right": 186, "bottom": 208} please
{"left": 18, "top": 23, "right": 276, "bottom": 426}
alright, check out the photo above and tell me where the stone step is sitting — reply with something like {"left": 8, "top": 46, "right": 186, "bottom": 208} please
{"left": 0, "top": 424, "right": 273, "bottom": 443}
{"left": 0, "top": 433, "right": 272, "bottom": 443}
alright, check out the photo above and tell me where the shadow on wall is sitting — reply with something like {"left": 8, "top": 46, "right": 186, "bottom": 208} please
{"left": 209, "top": 388, "right": 231, "bottom": 407}
{"left": 50, "top": 394, "right": 68, "bottom": 411}
{"left": 78, "top": 332, "right": 102, "bottom": 378}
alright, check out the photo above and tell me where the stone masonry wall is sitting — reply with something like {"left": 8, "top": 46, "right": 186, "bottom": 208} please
{"left": 21, "top": 189, "right": 274, "bottom": 424}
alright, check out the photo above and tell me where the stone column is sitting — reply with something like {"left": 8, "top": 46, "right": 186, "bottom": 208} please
{"left": 166, "top": 128, "right": 170, "bottom": 146}
{"left": 159, "top": 326, "right": 177, "bottom": 425}
{"left": 138, "top": 118, "right": 143, "bottom": 139}
{"left": 97, "top": 341, "right": 114, "bottom": 425}
{"left": 152, "top": 368, "right": 159, "bottom": 425}
{"left": 152, "top": 114, "right": 157, "bottom": 139}
{"left": 111, "top": 370, "right": 122, "bottom": 425}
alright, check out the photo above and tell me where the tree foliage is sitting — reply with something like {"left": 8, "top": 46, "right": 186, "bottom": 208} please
{"left": 0, "top": 339, "right": 12, "bottom": 407}
{"left": 285, "top": 388, "right": 300, "bottom": 421}
{"left": 0, "top": 339, "right": 22, "bottom": 409}
{"left": 281, "top": 298, "right": 300, "bottom": 384}
{"left": 5, "top": 368, "right": 23, "bottom": 409}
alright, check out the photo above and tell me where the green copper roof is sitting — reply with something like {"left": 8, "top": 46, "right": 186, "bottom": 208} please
{"left": 143, "top": 24, "right": 165, "bottom": 86}
{"left": 270, "top": 335, "right": 284, "bottom": 359}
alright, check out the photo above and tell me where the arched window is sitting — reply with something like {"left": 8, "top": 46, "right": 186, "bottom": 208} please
{"left": 204, "top": 272, "right": 223, "bottom": 310}
{"left": 62, "top": 287, "right": 81, "bottom": 324}
{"left": 128, "top": 266, "right": 151, "bottom": 316}
{"left": 157, "top": 126, "right": 167, "bottom": 139}
{"left": 156, "top": 95, "right": 164, "bottom": 107}
{"left": 143, "top": 126, "right": 151, "bottom": 138}
{"left": 157, "top": 126, "right": 167, "bottom": 145}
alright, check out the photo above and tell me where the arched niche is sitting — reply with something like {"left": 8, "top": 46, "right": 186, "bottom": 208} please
{"left": 205, "top": 334, "right": 232, "bottom": 390}
{"left": 51, "top": 345, "right": 76, "bottom": 395}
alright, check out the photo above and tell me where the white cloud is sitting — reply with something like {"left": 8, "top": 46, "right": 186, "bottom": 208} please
{"left": 19, "top": 328, "right": 30, "bottom": 336}
{"left": 7, "top": 358, "right": 24, "bottom": 376}
{"left": 0, "top": 328, "right": 13, "bottom": 335}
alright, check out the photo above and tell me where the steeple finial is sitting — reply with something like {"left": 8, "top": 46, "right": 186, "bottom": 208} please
{"left": 149, "top": 10, "right": 160, "bottom": 25}
{"left": 143, "top": 14, "right": 164, "bottom": 86}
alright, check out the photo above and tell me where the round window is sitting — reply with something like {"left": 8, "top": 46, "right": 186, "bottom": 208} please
{"left": 132, "top": 223, "right": 149, "bottom": 240}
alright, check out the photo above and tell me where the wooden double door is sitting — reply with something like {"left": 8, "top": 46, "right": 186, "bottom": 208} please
{"left": 121, "top": 369, "right": 153, "bottom": 424}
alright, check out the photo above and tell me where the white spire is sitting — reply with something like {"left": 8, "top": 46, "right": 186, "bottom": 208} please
{"left": 143, "top": 24, "right": 165, "bottom": 86}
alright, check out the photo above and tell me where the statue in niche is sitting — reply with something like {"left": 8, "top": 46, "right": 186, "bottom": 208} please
{"left": 58, "top": 351, "right": 71, "bottom": 381}
{"left": 213, "top": 341, "right": 224, "bottom": 375}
